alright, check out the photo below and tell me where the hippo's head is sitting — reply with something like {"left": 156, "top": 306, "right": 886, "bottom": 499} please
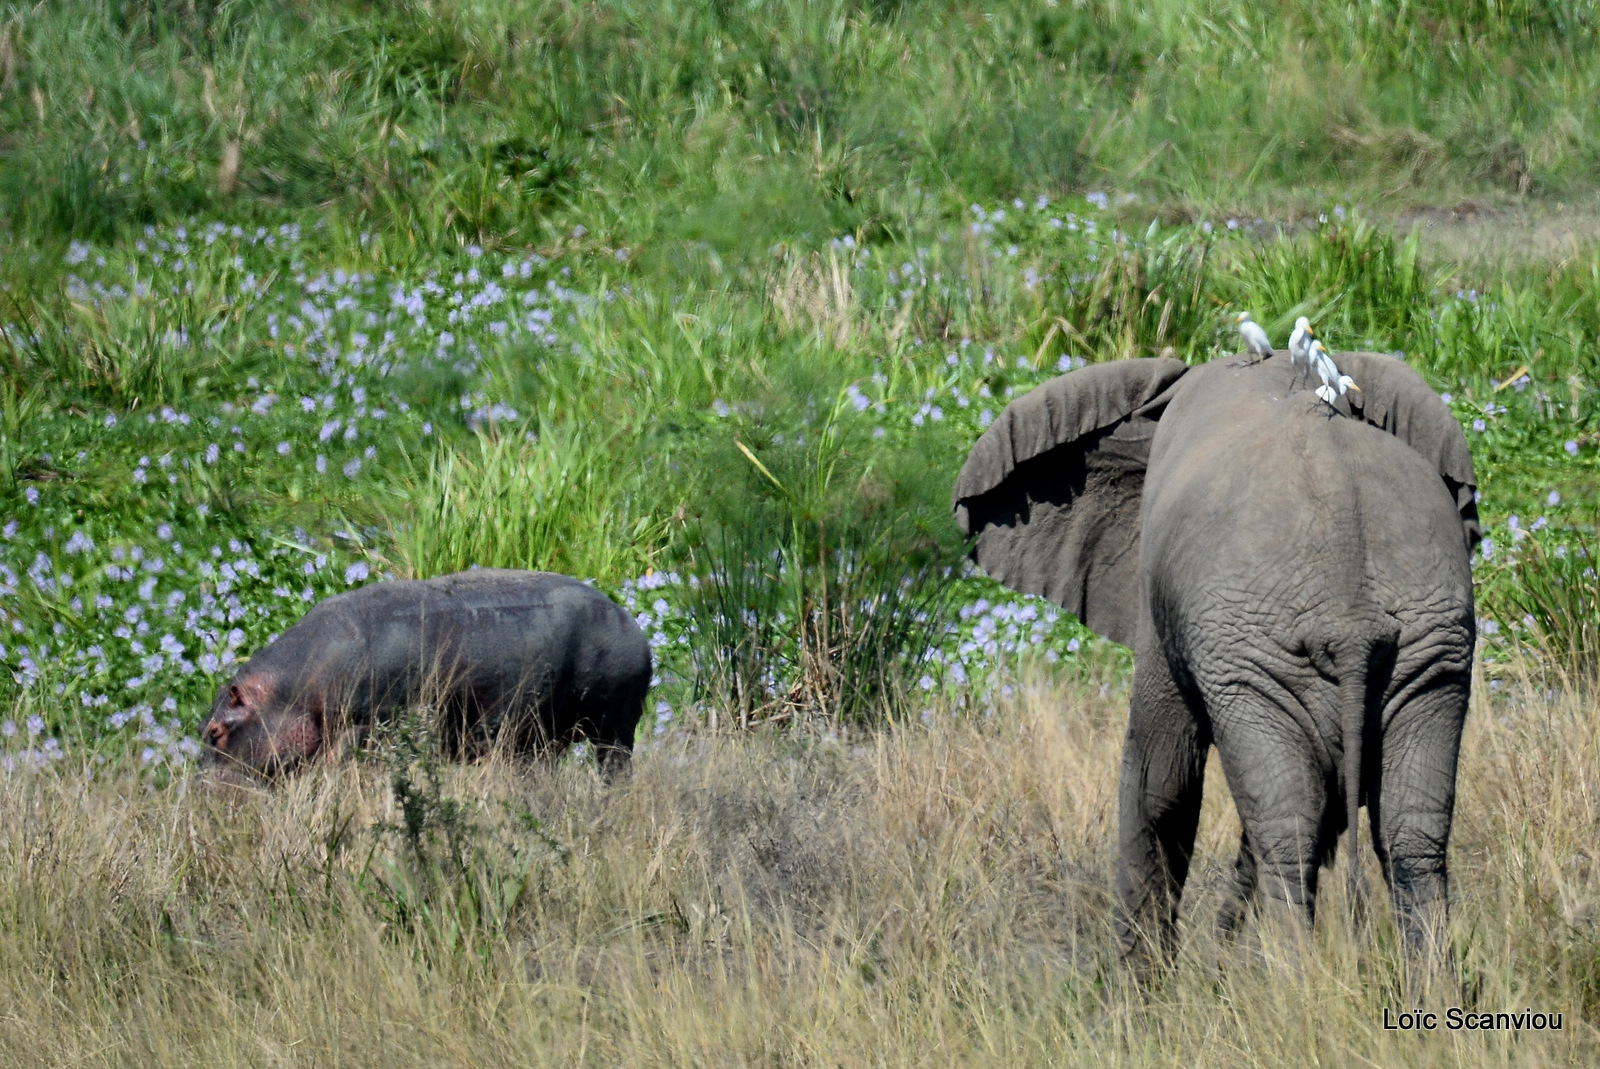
{"left": 200, "top": 671, "right": 325, "bottom": 783}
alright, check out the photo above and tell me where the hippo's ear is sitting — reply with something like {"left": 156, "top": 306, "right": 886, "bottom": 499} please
{"left": 953, "top": 357, "right": 1190, "bottom": 647}
{"left": 228, "top": 684, "right": 246, "bottom": 707}
{"left": 1339, "top": 353, "right": 1481, "bottom": 550}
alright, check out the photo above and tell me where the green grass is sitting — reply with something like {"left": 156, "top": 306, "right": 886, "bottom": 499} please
{"left": 6, "top": 0, "right": 1600, "bottom": 255}
{"left": 2, "top": 0, "right": 1600, "bottom": 1060}
{"left": 388, "top": 421, "right": 669, "bottom": 586}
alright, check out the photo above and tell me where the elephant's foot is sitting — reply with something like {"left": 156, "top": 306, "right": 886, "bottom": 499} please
{"left": 1216, "top": 829, "right": 1258, "bottom": 941}
{"left": 1394, "top": 895, "right": 1458, "bottom": 1002}
{"left": 1215, "top": 895, "right": 1251, "bottom": 941}
{"left": 1116, "top": 911, "right": 1178, "bottom": 985}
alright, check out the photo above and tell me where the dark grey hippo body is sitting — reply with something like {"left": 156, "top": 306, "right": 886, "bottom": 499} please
{"left": 201, "top": 569, "right": 651, "bottom": 780}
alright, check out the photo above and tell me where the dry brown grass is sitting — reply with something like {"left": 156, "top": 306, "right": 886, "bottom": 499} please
{"left": 771, "top": 249, "right": 865, "bottom": 352}
{"left": 1, "top": 667, "right": 1597, "bottom": 1067}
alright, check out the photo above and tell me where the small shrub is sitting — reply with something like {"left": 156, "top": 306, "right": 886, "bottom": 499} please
{"left": 684, "top": 506, "right": 952, "bottom": 731}
{"left": 358, "top": 709, "right": 568, "bottom": 961}
{"left": 1232, "top": 214, "right": 1434, "bottom": 351}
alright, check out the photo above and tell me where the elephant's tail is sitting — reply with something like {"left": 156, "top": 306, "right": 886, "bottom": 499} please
{"left": 1337, "top": 636, "right": 1374, "bottom": 924}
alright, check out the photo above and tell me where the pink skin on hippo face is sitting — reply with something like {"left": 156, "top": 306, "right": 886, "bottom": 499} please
{"left": 201, "top": 671, "right": 325, "bottom": 781}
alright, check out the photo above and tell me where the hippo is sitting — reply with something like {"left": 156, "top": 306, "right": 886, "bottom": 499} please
{"left": 200, "top": 569, "right": 651, "bottom": 782}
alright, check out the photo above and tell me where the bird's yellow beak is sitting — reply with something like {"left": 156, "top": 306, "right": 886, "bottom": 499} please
{"left": 1350, "top": 383, "right": 1361, "bottom": 391}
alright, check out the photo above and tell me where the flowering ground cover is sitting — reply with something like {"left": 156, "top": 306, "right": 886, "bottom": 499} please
{"left": 4, "top": 196, "right": 1598, "bottom": 773}
{"left": 3, "top": 1, "right": 1598, "bottom": 771}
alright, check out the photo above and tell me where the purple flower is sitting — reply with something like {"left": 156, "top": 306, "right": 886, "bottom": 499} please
{"left": 344, "top": 562, "right": 370, "bottom": 585}
{"left": 1566, "top": 440, "right": 1580, "bottom": 456}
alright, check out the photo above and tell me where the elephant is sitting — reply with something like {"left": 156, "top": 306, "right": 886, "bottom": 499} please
{"left": 953, "top": 351, "right": 1478, "bottom": 976}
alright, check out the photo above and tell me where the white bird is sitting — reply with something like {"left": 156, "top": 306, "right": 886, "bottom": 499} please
{"left": 1309, "top": 339, "right": 1360, "bottom": 406}
{"left": 1288, "top": 316, "right": 1315, "bottom": 388}
{"left": 1235, "top": 312, "right": 1274, "bottom": 361}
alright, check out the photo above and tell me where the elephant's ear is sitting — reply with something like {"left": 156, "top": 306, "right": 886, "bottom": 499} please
{"left": 1340, "top": 353, "right": 1481, "bottom": 550}
{"left": 952, "top": 357, "right": 1190, "bottom": 647}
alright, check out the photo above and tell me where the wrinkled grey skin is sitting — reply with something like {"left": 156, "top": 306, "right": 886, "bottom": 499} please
{"left": 201, "top": 569, "right": 651, "bottom": 783}
{"left": 955, "top": 352, "right": 1477, "bottom": 979}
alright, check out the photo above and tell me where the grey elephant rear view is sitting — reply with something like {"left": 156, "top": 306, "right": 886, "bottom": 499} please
{"left": 201, "top": 569, "right": 651, "bottom": 781}
{"left": 955, "top": 352, "right": 1477, "bottom": 978}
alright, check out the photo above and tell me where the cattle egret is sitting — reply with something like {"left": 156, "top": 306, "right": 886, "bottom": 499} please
{"left": 1309, "top": 339, "right": 1360, "bottom": 406}
{"left": 1235, "top": 311, "right": 1274, "bottom": 361}
{"left": 1288, "top": 316, "right": 1315, "bottom": 388}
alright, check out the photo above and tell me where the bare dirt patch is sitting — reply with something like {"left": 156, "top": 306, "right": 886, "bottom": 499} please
{"left": 1398, "top": 196, "right": 1600, "bottom": 268}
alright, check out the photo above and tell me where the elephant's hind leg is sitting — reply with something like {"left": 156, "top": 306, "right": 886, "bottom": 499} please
{"left": 1116, "top": 653, "right": 1209, "bottom": 977}
{"left": 1209, "top": 691, "right": 1329, "bottom": 935}
{"left": 1370, "top": 676, "right": 1467, "bottom": 987}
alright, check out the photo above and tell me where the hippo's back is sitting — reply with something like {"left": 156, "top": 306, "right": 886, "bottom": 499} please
{"left": 350, "top": 569, "right": 648, "bottom": 728}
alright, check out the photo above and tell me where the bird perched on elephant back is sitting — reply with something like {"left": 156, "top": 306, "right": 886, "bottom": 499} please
{"left": 953, "top": 351, "right": 1477, "bottom": 985}
{"left": 1295, "top": 337, "right": 1354, "bottom": 405}
{"left": 1289, "top": 316, "right": 1316, "bottom": 387}
{"left": 200, "top": 569, "right": 652, "bottom": 783}
{"left": 1235, "top": 311, "right": 1274, "bottom": 362}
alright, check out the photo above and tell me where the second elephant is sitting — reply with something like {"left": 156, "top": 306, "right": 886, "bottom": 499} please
{"left": 954, "top": 351, "right": 1478, "bottom": 974}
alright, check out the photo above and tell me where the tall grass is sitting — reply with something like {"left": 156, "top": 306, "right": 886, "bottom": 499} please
{"left": 0, "top": 272, "right": 257, "bottom": 408}
{"left": 1, "top": 671, "right": 1596, "bottom": 1066}
{"left": 679, "top": 399, "right": 957, "bottom": 730}
{"left": 1232, "top": 215, "right": 1436, "bottom": 350}
{"left": 684, "top": 517, "right": 951, "bottom": 730}
{"left": 6, "top": 0, "right": 1600, "bottom": 251}
{"left": 1485, "top": 520, "right": 1600, "bottom": 685}
{"left": 390, "top": 423, "right": 666, "bottom": 586}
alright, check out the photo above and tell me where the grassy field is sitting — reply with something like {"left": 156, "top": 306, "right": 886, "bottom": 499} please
{"left": 2, "top": 673, "right": 1598, "bottom": 1066}
{"left": 3, "top": 0, "right": 1600, "bottom": 1063}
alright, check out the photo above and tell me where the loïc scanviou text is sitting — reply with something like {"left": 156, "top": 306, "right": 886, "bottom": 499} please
{"left": 1383, "top": 1007, "right": 1563, "bottom": 1032}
